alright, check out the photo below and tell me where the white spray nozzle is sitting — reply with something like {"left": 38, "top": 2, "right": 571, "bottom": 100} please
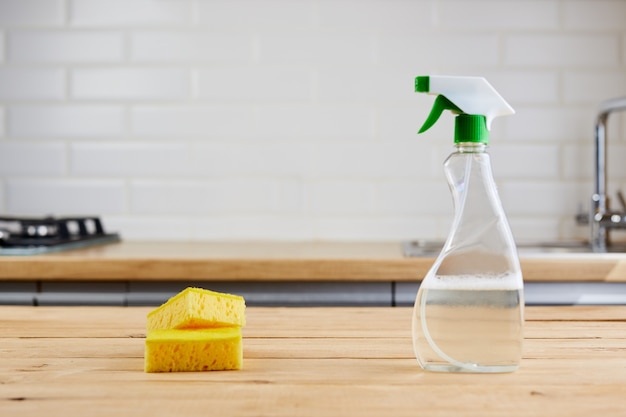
{"left": 416, "top": 75, "right": 514, "bottom": 130}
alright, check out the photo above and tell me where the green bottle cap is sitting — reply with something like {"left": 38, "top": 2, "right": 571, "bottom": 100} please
{"left": 454, "top": 114, "right": 488, "bottom": 144}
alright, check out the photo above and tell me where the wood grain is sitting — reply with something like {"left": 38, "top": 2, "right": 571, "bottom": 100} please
{"left": 1, "top": 241, "right": 626, "bottom": 282}
{"left": 1, "top": 306, "right": 626, "bottom": 416}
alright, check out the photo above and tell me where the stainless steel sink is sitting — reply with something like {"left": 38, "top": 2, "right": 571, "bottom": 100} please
{"left": 403, "top": 240, "right": 626, "bottom": 257}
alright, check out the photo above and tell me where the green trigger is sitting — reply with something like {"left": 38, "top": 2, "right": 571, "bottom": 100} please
{"left": 418, "top": 95, "right": 463, "bottom": 134}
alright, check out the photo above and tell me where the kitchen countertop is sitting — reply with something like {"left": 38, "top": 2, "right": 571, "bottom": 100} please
{"left": 2, "top": 305, "right": 626, "bottom": 416}
{"left": 1, "top": 241, "right": 626, "bottom": 282}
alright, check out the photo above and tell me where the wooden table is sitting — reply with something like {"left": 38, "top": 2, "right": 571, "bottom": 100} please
{"left": 2, "top": 306, "right": 626, "bottom": 416}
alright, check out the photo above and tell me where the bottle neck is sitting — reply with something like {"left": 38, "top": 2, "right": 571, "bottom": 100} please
{"left": 456, "top": 142, "right": 487, "bottom": 153}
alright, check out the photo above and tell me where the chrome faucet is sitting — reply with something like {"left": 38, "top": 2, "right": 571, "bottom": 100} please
{"left": 577, "top": 97, "right": 626, "bottom": 251}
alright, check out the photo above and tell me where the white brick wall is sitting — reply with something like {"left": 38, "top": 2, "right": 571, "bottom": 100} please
{"left": 438, "top": 1, "right": 559, "bottom": 29}
{"left": 563, "top": 0, "right": 626, "bottom": 30}
{"left": 1, "top": 0, "right": 625, "bottom": 242}
{"left": 71, "top": 68, "right": 190, "bottom": 100}
{"left": 131, "top": 105, "right": 253, "bottom": 138}
{"left": 71, "top": 0, "right": 191, "bottom": 26}
{"left": 504, "top": 34, "right": 620, "bottom": 68}
{"left": 6, "top": 179, "right": 127, "bottom": 214}
{"left": 0, "top": 143, "right": 66, "bottom": 175}
{"left": 130, "top": 179, "right": 281, "bottom": 214}
{"left": 196, "top": 0, "right": 315, "bottom": 29}
{"left": 317, "top": 0, "right": 434, "bottom": 31}
{"left": 0, "top": 0, "right": 65, "bottom": 26}
{"left": 131, "top": 32, "right": 252, "bottom": 63}
{"left": 196, "top": 67, "right": 313, "bottom": 101}
{"left": 0, "top": 68, "right": 65, "bottom": 101}
{"left": 8, "top": 31, "right": 124, "bottom": 63}
{"left": 8, "top": 105, "right": 125, "bottom": 138}
{"left": 71, "top": 142, "right": 191, "bottom": 176}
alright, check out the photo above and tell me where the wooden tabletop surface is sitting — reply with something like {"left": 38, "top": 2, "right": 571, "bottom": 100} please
{"left": 2, "top": 241, "right": 626, "bottom": 282}
{"left": 2, "top": 305, "right": 626, "bottom": 416}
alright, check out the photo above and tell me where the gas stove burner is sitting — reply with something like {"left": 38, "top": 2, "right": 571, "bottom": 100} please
{"left": 0, "top": 216, "right": 120, "bottom": 255}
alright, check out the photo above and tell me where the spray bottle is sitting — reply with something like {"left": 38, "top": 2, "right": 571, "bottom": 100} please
{"left": 412, "top": 75, "right": 524, "bottom": 373}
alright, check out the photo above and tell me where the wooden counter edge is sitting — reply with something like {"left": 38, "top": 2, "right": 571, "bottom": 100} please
{"left": 1, "top": 256, "right": 626, "bottom": 282}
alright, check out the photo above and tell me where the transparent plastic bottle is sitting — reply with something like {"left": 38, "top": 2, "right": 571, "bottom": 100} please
{"left": 411, "top": 75, "right": 524, "bottom": 373}
{"left": 412, "top": 141, "right": 524, "bottom": 373}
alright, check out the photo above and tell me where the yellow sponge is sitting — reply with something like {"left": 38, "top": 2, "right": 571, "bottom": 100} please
{"left": 146, "top": 287, "right": 246, "bottom": 331}
{"left": 145, "top": 327, "right": 242, "bottom": 373}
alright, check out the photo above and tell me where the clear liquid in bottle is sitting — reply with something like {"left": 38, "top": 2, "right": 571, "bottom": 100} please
{"left": 413, "top": 275, "right": 523, "bottom": 373}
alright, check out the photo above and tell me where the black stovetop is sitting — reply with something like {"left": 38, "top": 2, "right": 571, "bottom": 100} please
{"left": 0, "top": 216, "right": 120, "bottom": 255}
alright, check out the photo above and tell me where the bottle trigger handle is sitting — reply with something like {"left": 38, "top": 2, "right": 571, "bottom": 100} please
{"left": 418, "top": 95, "right": 463, "bottom": 134}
